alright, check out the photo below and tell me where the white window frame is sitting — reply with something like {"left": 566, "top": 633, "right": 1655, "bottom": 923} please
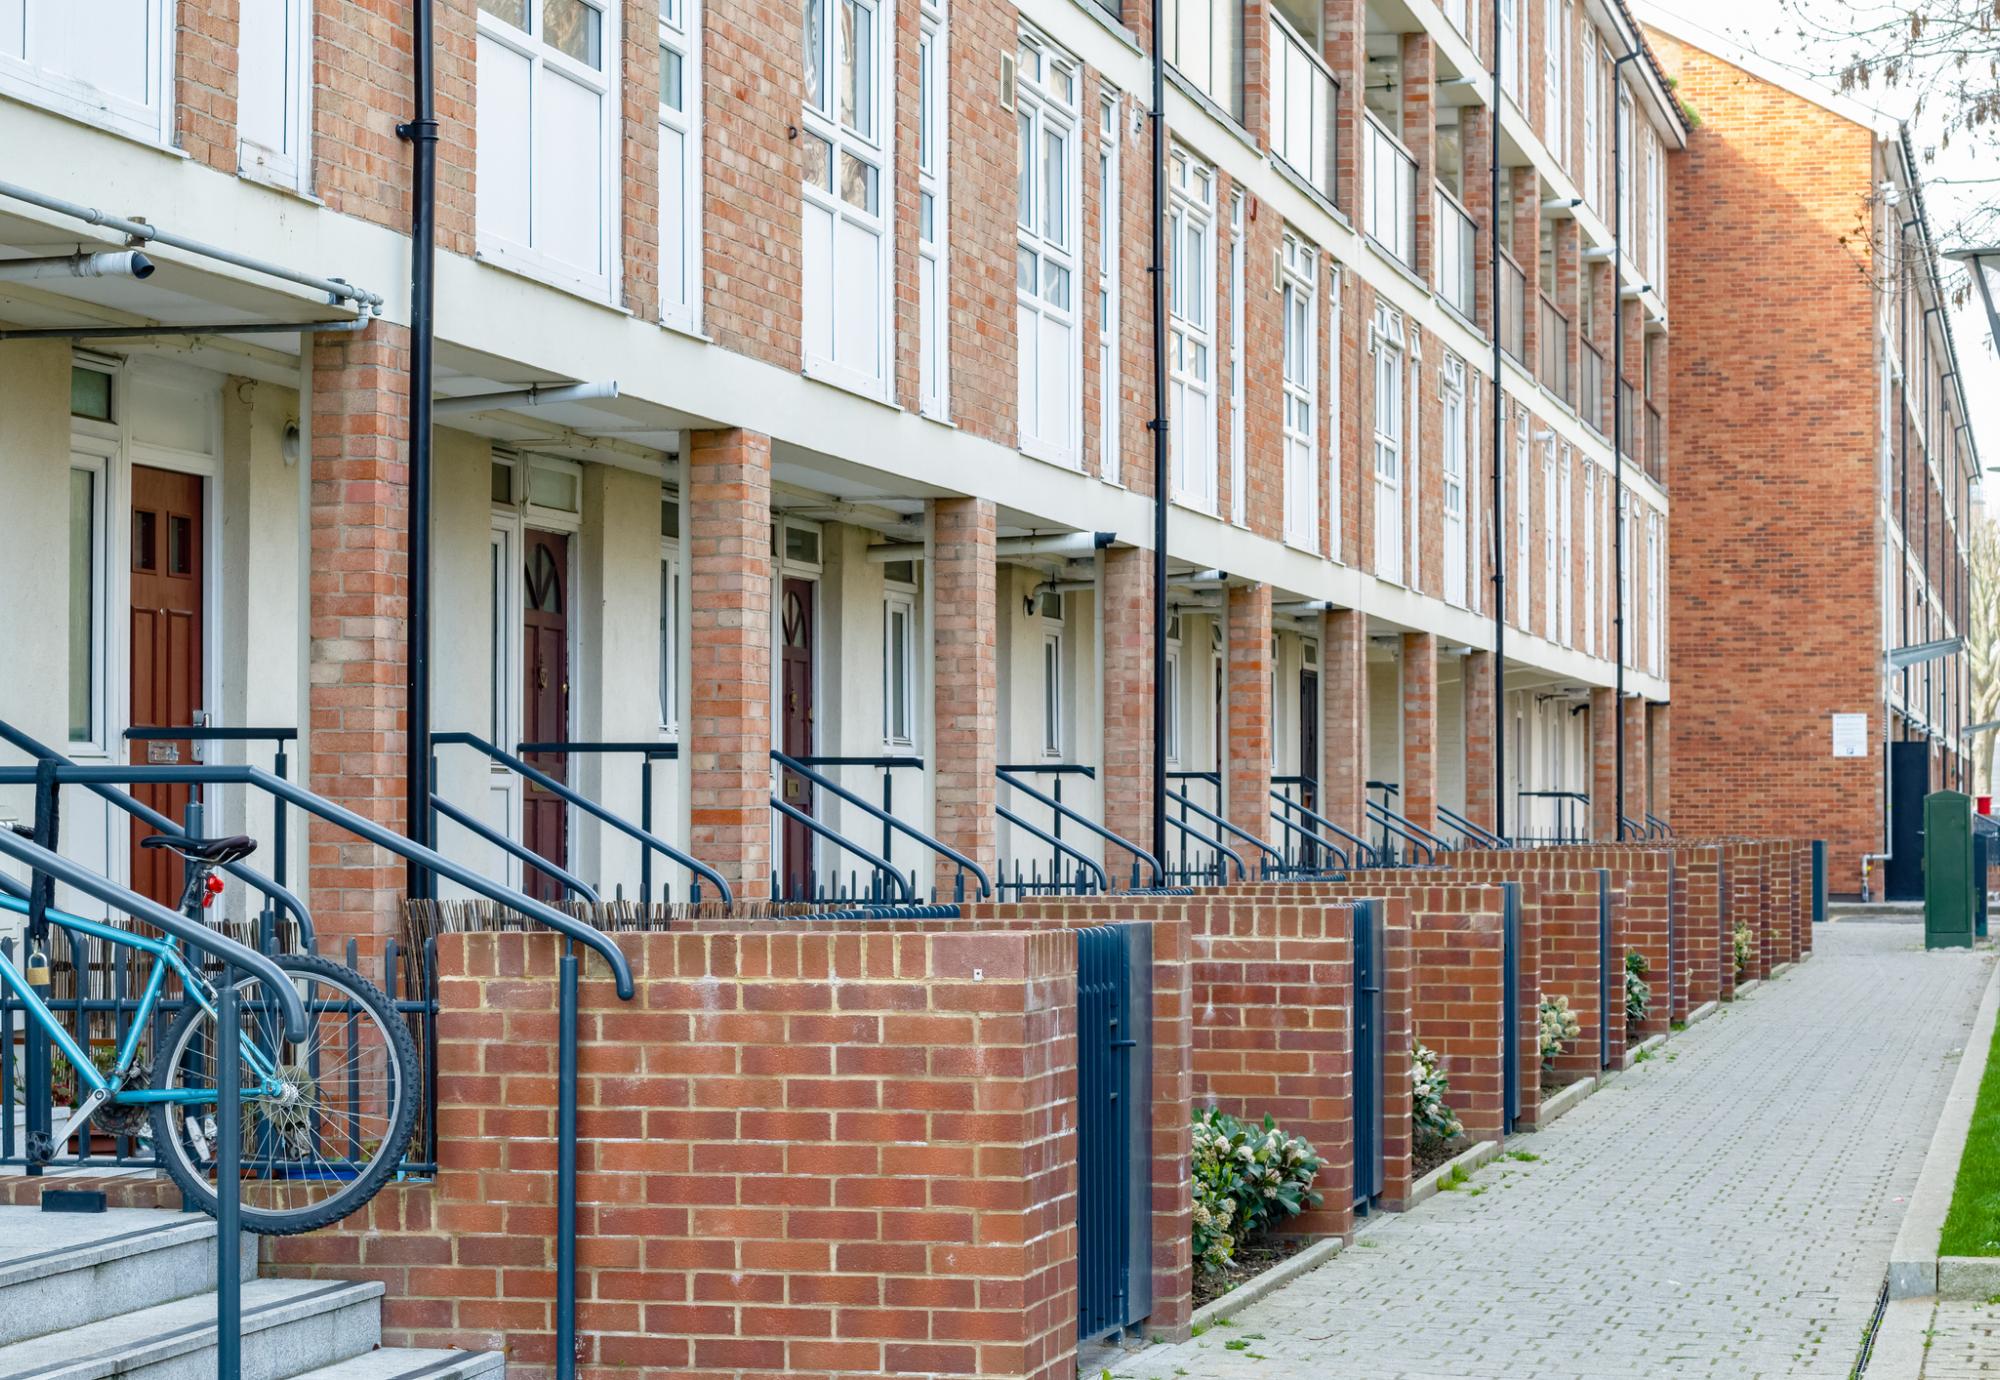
{"left": 1581, "top": 28, "right": 1599, "bottom": 211}
{"left": 1542, "top": 0, "right": 1562, "bottom": 153}
{"left": 1097, "top": 90, "right": 1119, "bottom": 477}
{"left": 475, "top": 0, "right": 621, "bottom": 300}
{"left": 1541, "top": 442, "right": 1557, "bottom": 641}
{"left": 66, "top": 449, "right": 112, "bottom": 753}
{"left": 1646, "top": 509, "right": 1662, "bottom": 675}
{"left": 1582, "top": 461, "right": 1597, "bottom": 654}
{"left": 1280, "top": 231, "right": 1318, "bottom": 552}
{"left": 1168, "top": 146, "right": 1218, "bottom": 511}
{"left": 1558, "top": 446, "right": 1573, "bottom": 647}
{"left": 1646, "top": 129, "right": 1663, "bottom": 285}
{"left": 659, "top": 519, "right": 682, "bottom": 738}
{"left": 1407, "top": 325, "right": 1422, "bottom": 592}
{"left": 1371, "top": 306, "right": 1405, "bottom": 586}
{"left": 658, "top": 0, "right": 703, "bottom": 333}
{"left": 0, "top": 0, "right": 173, "bottom": 146}
{"left": 1328, "top": 263, "right": 1344, "bottom": 565}
{"left": 1164, "top": 623, "right": 1183, "bottom": 764}
{"left": 1514, "top": 408, "right": 1530, "bottom": 627}
{"left": 1619, "top": 488, "right": 1634, "bottom": 665}
{"left": 1016, "top": 31, "right": 1083, "bottom": 466}
{"left": 918, "top": 2, "right": 949, "bottom": 416}
{"left": 238, "top": 0, "right": 313, "bottom": 192}
{"left": 1617, "top": 86, "right": 1634, "bottom": 247}
{"left": 1041, "top": 602, "right": 1065, "bottom": 759}
{"left": 1227, "top": 189, "right": 1246, "bottom": 523}
{"left": 1499, "top": 0, "right": 1521, "bottom": 103}
{"left": 1441, "top": 356, "right": 1468, "bottom": 608}
{"left": 883, "top": 585, "right": 918, "bottom": 747}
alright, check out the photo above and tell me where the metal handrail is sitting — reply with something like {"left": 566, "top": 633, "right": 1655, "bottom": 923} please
{"left": 1620, "top": 813, "right": 1648, "bottom": 840}
{"left": 0, "top": 719, "right": 315, "bottom": 948}
{"left": 0, "top": 828, "right": 308, "bottom": 1037}
{"left": 1269, "top": 806, "right": 1351, "bottom": 871}
{"left": 997, "top": 767, "right": 1161, "bottom": 887}
{"left": 1364, "top": 799, "right": 1438, "bottom": 864}
{"left": 1439, "top": 804, "right": 1508, "bottom": 849}
{"left": 0, "top": 762, "right": 636, "bottom": 1000}
{"left": 1164, "top": 785, "right": 1284, "bottom": 873}
{"left": 1164, "top": 811, "right": 1246, "bottom": 881}
{"left": 1270, "top": 788, "right": 1371, "bottom": 866}
{"left": 996, "top": 805, "right": 1110, "bottom": 893}
{"left": 430, "top": 794, "right": 601, "bottom": 903}
{"left": 1645, "top": 812, "right": 1674, "bottom": 838}
{"left": 435, "top": 731, "right": 731, "bottom": 910}
{"left": 780, "top": 749, "right": 992, "bottom": 899}
{"left": 770, "top": 796, "right": 914, "bottom": 902}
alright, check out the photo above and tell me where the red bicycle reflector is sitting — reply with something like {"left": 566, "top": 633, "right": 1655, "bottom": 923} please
{"left": 203, "top": 874, "right": 225, "bottom": 908}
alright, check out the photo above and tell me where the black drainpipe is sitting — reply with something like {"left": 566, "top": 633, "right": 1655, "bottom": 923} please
{"left": 398, "top": 2, "right": 438, "bottom": 897}
{"left": 1149, "top": 0, "right": 1169, "bottom": 868}
{"left": 1612, "top": 48, "right": 1640, "bottom": 842}
{"left": 1490, "top": 19, "right": 1505, "bottom": 839}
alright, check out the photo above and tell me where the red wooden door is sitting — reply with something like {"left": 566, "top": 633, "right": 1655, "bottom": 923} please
{"left": 522, "top": 531, "right": 571, "bottom": 901}
{"left": 778, "top": 578, "right": 815, "bottom": 896}
{"left": 128, "top": 467, "right": 205, "bottom": 905}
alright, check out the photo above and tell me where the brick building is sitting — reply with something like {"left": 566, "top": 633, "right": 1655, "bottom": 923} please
{"left": 1644, "top": 11, "right": 1981, "bottom": 899}
{"left": 0, "top": 0, "right": 1683, "bottom": 939}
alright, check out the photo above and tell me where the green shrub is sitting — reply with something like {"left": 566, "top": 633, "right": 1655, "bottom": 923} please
{"left": 1624, "top": 950, "right": 1652, "bottom": 1028}
{"left": 1733, "top": 921, "right": 1756, "bottom": 979}
{"left": 1538, "top": 994, "right": 1581, "bottom": 1070}
{"left": 1191, "top": 1109, "right": 1324, "bottom": 1275}
{"left": 1411, "top": 1041, "right": 1463, "bottom": 1147}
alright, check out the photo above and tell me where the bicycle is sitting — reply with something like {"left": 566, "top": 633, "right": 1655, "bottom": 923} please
{"left": 0, "top": 831, "right": 418, "bottom": 1235}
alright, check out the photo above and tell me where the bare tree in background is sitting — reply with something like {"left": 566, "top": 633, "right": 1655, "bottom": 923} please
{"left": 1972, "top": 517, "right": 2000, "bottom": 795}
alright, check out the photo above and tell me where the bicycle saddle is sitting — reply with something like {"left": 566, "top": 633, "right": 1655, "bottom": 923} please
{"left": 139, "top": 834, "right": 257, "bottom": 865}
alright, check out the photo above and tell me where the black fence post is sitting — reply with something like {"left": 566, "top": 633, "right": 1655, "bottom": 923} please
{"left": 216, "top": 966, "right": 242, "bottom": 1380}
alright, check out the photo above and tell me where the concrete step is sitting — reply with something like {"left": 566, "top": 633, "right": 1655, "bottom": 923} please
{"left": 0, "top": 1207, "right": 256, "bottom": 1347}
{"left": 286, "top": 1349, "right": 505, "bottom": 1380}
{"left": 0, "top": 1276, "right": 384, "bottom": 1380}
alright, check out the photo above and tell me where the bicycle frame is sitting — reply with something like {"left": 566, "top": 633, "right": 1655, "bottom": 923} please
{"left": 0, "top": 892, "right": 284, "bottom": 1108}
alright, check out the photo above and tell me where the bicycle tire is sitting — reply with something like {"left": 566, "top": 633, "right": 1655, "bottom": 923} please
{"left": 149, "top": 952, "right": 420, "bottom": 1236}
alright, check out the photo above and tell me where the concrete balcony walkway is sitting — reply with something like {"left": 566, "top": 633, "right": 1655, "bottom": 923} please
{"left": 1121, "top": 922, "right": 1994, "bottom": 1379}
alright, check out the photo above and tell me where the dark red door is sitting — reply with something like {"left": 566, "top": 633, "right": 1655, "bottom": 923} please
{"left": 129, "top": 467, "right": 205, "bottom": 905}
{"left": 779, "top": 578, "right": 815, "bottom": 896}
{"left": 522, "top": 531, "right": 571, "bottom": 901}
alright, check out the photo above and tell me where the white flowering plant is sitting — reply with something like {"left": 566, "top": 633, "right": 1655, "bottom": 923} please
{"left": 1733, "top": 921, "right": 1756, "bottom": 979}
{"left": 1538, "top": 994, "right": 1581, "bottom": 1070}
{"left": 1411, "top": 1041, "right": 1463, "bottom": 1147}
{"left": 1190, "top": 1108, "right": 1324, "bottom": 1275}
{"left": 1624, "top": 950, "right": 1652, "bottom": 1029}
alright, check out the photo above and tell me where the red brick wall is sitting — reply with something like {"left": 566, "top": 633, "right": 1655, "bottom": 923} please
{"left": 1322, "top": 608, "right": 1370, "bottom": 840}
{"left": 1647, "top": 33, "right": 1883, "bottom": 895}
{"left": 1511, "top": 846, "right": 1672, "bottom": 1041}
{"left": 1226, "top": 584, "right": 1275, "bottom": 847}
{"left": 931, "top": 499, "right": 998, "bottom": 894}
{"left": 1402, "top": 633, "right": 1438, "bottom": 834}
{"left": 176, "top": 0, "right": 239, "bottom": 172}
{"left": 1101, "top": 546, "right": 1156, "bottom": 857}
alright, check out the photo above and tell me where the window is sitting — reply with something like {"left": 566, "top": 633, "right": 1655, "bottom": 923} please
{"left": 1617, "top": 86, "right": 1633, "bottom": 246}
{"left": 1163, "top": 0, "right": 1239, "bottom": 115}
{"left": 1442, "top": 357, "right": 1468, "bottom": 607}
{"left": 803, "top": 0, "right": 891, "bottom": 395}
{"left": 1371, "top": 307, "right": 1404, "bottom": 585}
{"left": 1097, "top": 92, "right": 1120, "bottom": 478}
{"left": 67, "top": 462, "right": 105, "bottom": 745}
{"left": 1017, "top": 33, "right": 1082, "bottom": 465}
{"left": 659, "top": 491, "right": 681, "bottom": 734}
{"left": 1646, "top": 130, "right": 1663, "bottom": 285}
{"left": 1619, "top": 489, "right": 1634, "bottom": 664}
{"left": 1542, "top": 0, "right": 1562, "bottom": 154}
{"left": 240, "top": 0, "right": 311, "bottom": 189}
{"left": 1514, "top": 408, "right": 1530, "bottom": 627}
{"left": 1581, "top": 28, "right": 1599, "bottom": 211}
{"left": 918, "top": 4, "right": 948, "bottom": 415}
{"left": 1542, "top": 443, "right": 1556, "bottom": 641}
{"left": 659, "top": 0, "right": 702, "bottom": 330}
{"left": 488, "top": 525, "right": 517, "bottom": 747}
{"left": 1165, "top": 622, "right": 1182, "bottom": 764}
{"left": 70, "top": 367, "right": 112, "bottom": 423}
{"left": 477, "top": 0, "right": 618, "bottom": 296}
{"left": 1226, "top": 190, "right": 1246, "bottom": 523}
{"left": 883, "top": 589, "right": 917, "bottom": 745}
{"left": 1168, "top": 148, "right": 1217, "bottom": 509}
{"left": 1583, "top": 461, "right": 1597, "bottom": 654}
{"left": 1558, "top": 447, "right": 1573, "bottom": 646}
{"left": 0, "top": 0, "right": 171, "bottom": 143}
{"left": 1499, "top": 0, "right": 1521, "bottom": 103}
{"left": 1041, "top": 596, "right": 1065, "bottom": 757}
{"left": 1281, "top": 232, "right": 1318, "bottom": 551}
{"left": 1646, "top": 510, "right": 1662, "bottom": 675}
{"left": 1327, "top": 263, "right": 1343, "bottom": 564}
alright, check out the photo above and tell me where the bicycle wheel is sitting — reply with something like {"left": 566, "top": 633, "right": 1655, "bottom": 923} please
{"left": 149, "top": 952, "right": 419, "bottom": 1235}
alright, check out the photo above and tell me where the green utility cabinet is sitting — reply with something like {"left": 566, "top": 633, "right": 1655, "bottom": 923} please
{"left": 1924, "top": 790, "right": 1977, "bottom": 950}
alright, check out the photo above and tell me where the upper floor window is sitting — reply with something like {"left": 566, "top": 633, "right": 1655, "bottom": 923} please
{"left": 1016, "top": 32, "right": 1082, "bottom": 465}
{"left": 1581, "top": 29, "right": 1600, "bottom": 210}
{"left": 0, "top": 0, "right": 172, "bottom": 144}
{"left": 802, "top": 0, "right": 891, "bottom": 396}
{"left": 1168, "top": 148, "right": 1217, "bottom": 510}
{"left": 918, "top": 2, "right": 948, "bottom": 418}
{"left": 1097, "top": 91, "right": 1121, "bottom": 481}
{"left": 1280, "top": 232, "right": 1318, "bottom": 552}
{"left": 477, "top": 0, "right": 619, "bottom": 298}
{"left": 1499, "top": 0, "right": 1523, "bottom": 104}
{"left": 239, "top": 0, "right": 311, "bottom": 190}
{"left": 1646, "top": 130, "right": 1663, "bottom": 286}
{"left": 1441, "top": 356, "right": 1468, "bottom": 608}
{"left": 1617, "top": 86, "right": 1633, "bottom": 246}
{"left": 1542, "top": 0, "right": 1567, "bottom": 159}
{"left": 659, "top": 0, "right": 701, "bottom": 331}
{"left": 1163, "top": 0, "right": 1241, "bottom": 118}
{"left": 1371, "top": 306, "right": 1405, "bottom": 586}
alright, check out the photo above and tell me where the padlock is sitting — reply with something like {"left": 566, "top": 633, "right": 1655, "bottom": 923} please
{"left": 24, "top": 946, "right": 50, "bottom": 986}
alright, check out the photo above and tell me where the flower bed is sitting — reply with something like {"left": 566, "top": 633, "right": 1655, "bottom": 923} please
{"left": 1192, "top": 1109, "right": 1324, "bottom": 1300}
{"left": 1412, "top": 1041, "right": 1464, "bottom": 1177}
{"left": 1539, "top": 993, "right": 1583, "bottom": 1092}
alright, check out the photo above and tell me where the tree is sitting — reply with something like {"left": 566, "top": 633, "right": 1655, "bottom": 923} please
{"left": 1971, "top": 516, "right": 2000, "bottom": 795}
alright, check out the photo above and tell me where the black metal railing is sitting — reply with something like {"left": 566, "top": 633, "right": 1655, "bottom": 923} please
{"left": 1514, "top": 789, "right": 1591, "bottom": 845}
{"left": 1365, "top": 781, "right": 1454, "bottom": 865}
{"left": 1163, "top": 773, "right": 1286, "bottom": 882}
{"left": 1644, "top": 812, "right": 1673, "bottom": 839}
{"left": 1580, "top": 340, "right": 1606, "bottom": 434}
{"left": 1538, "top": 293, "right": 1570, "bottom": 402}
{"left": 518, "top": 740, "right": 681, "bottom": 900}
{"left": 777, "top": 750, "right": 993, "bottom": 903}
{"left": 771, "top": 754, "right": 940, "bottom": 904}
{"left": 1499, "top": 252, "right": 1527, "bottom": 363}
{"left": 1439, "top": 803, "right": 1509, "bottom": 849}
{"left": 432, "top": 732, "right": 729, "bottom": 907}
{"left": 996, "top": 765, "right": 1160, "bottom": 898}
{"left": 1270, "top": 776, "right": 1380, "bottom": 873}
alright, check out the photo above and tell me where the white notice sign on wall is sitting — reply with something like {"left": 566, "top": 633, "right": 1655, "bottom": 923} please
{"left": 1831, "top": 713, "right": 1870, "bottom": 759}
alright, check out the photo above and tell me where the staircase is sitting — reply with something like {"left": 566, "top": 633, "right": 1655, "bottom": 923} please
{"left": 0, "top": 1205, "right": 504, "bottom": 1379}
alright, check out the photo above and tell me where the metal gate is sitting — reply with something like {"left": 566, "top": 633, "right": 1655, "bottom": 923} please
{"left": 1501, "top": 883, "right": 1520, "bottom": 1135}
{"left": 1597, "top": 869, "right": 1613, "bottom": 1069}
{"left": 1352, "top": 899, "right": 1385, "bottom": 1212}
{"left": 1076, "top": 924, "right": 1152, "bottom": 1342}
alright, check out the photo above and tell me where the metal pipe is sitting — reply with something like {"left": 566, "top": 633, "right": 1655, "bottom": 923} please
{"left": 1150, "top": 0, "right": 1169, "bottom": 872}
{"left": 0, "top": 251, "right": 153, "bottom": 282}
{"left": 401, "top": 0, "right": 440, "bottom": 899}
{"left": 1490, "top": 14, "right": 1506, "bottom": 841}
{"left": 434, "top": 380, "right": 621, "bottom": 415}
{"left": 216, "top": 971, "right": 243, "bottom": 1380}
{"left": 556, "top": 944, "right": 578, "bottom": 1380}
{"left": 865, "top": 530, "right": 1114, "bottom": 562}
{"left": 0, "top": 317, "right": 369, "bottom": 342}
{"left": 0, "top": 178, "right": 384, "bottom": 309}
{"left": 1612, "top": 50, "right": 1642, "bottom": 841}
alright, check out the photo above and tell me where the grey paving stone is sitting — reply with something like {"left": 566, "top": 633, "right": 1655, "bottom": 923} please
{"left": 1116, "top": 923, "right": 1993, "bottom": 1380}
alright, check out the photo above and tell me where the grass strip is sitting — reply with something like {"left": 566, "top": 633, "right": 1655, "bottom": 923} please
{"left": 1939, "top": 1006, "right": 2000, "bottom": 1256}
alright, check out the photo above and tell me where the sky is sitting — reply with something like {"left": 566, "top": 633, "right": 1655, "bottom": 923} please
{"left": 1641, "top": 0, "right": 2000, "bottom": 478}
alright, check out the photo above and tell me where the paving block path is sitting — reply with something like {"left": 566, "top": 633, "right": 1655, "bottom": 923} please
{"left": 1120, "top": 923, "right": 1993, "bottom": 1380}
{"left": 1920, "top": 1298, "right": 2000, "bottom": 1376}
